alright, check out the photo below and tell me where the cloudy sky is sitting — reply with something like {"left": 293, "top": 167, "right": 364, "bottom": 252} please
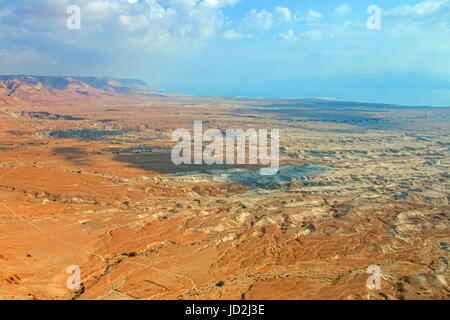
{"left": 1, "top": 0, "right": 449, "bottom": 106}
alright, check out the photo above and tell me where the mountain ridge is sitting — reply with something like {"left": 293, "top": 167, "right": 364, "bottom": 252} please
{"left": 0, "top": 75, "right": 164, "bottom": 106}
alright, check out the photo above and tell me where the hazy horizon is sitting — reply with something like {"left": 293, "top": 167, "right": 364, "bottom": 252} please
{"left": 1, "top": 0, "right": 449, "bottom": 106}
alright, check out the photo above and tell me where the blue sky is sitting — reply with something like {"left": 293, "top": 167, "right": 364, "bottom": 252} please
{"left": 0, "top": 0, "right": 449, "bottom": 106}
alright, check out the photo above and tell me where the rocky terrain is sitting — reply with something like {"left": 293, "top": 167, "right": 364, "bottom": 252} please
{"left": 0, "top": 78, "right": 448, "bottom": 300}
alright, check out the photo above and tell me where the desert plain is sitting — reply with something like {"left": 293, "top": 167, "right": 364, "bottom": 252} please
{"left": 0, "top": 76, "right": 449, "bottom": 300}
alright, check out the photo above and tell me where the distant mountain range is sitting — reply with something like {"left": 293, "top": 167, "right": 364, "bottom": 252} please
{"left": 0, "top": 75, "right": 164, "bottom": 106}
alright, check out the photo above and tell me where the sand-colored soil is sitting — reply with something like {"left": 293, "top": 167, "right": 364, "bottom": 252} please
{"left": 0, "top": 96, "right": 448, "bottom": 300}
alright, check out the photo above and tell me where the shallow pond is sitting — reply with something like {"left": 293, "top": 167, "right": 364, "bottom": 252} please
{"left": 174, "top": 164, "right": 327, "bottom": 188}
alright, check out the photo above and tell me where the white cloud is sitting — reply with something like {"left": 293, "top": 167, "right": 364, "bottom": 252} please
{"left": 223, "top": 29, "right": 252, "bottom": 40}
{"left": 0, "top": 0, "right": 241, "bottom": 57}
{"left": 306, "top": 9, "right": 323, "bottom": 22}
{"left": 274, "top": 7, "right": 292, "bottom": 22}
{"left": 385, "top": 0, "right": 449, "bottom": 17}
{"left": 335, "top": 4, "right": 350, "bottom": 15}
{"left": 0, "top": 46, "right": 50, "bottom": 67}
{"left": 301, "top": 30, "right": 323, "bottom": 41}
{"left": 383, "top": 0, "right": 450, "bottom": 36}
{"left": 243, "top": 9, "right": 274, "bottom": 31}
{"left": 276, "top": 29, "right": 297, "bottom": 41}
{"left": 119, "top": 14, "right": 149, "bottom": 31}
